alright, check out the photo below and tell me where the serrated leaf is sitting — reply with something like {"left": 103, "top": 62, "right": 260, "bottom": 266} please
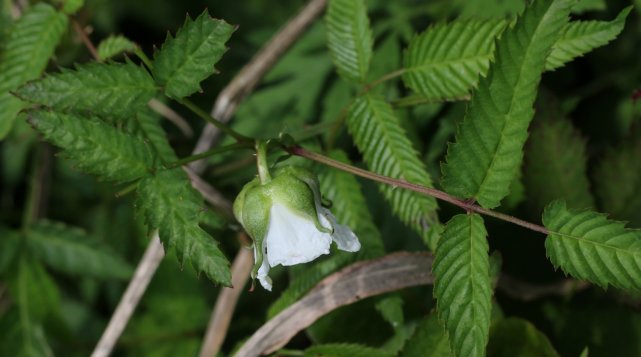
{"left": 433, "top": 213, "right": 491, "bottom": 357}
{"left": 593, "top": 127, "right": 641, "bottom": 227}
{"left": 441, "top": 0, "right": 573, "bottom": 208}
{"left": 402, "top": 19, "right": 506, "bottom": 100}
{"left": 16, "top": 61, "right": 157, "bottom": 119}
{"left": 524, "top": 117, "right": 594, "bottom": 214}
{"left": 26, "top": 220, "right": 133, "bottom": 280}
{"left": 348, "top": 94, "right": 438, "bottom": 240}
{"left": 129, "top": 108, "right": 178, "bottom": 163}
{"left": 304, "top": 343, "right": 393, "bottom": 357}
{"left": 487, "top": 317, "right": 560, "bottom": 357}
{"left": 400, "top": 313, "right": 453, "bottom": 357}
{"left": 0, "top": 3, "right": 67, "bottom": 139}
{"left": 325, "top": 0, "right": 373, "bottom": 83}
{"left": 546, "top": 6, "right": 631, "bottom": 71}
{"left": 26, "top": 110, "right": 156, "bottom": 182}
{"left": 136, "top": 169, "right": 231, "bottom": 286}
{"left": 153, "top": 11, "right": 234, "bottom": 99}
{"left": 543, "top": 200, "right": 641, "bottom": 291}
{"left": 97, "top": 35, "right": 138, "bottom": 60}
{"left": 402, "top": 8, "right": 629, "bottom": 100}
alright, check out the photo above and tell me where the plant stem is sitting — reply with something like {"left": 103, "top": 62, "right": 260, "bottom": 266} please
{"left": 256, "top": 141, "right": 272, "bottom": 184}
{"left": 134, "top": 48, "right": 154, "bottom": 70}
{"left": 177, "top": 98, "right": 252, "bottom": 143}
{"left": 164, "top": 142, "right": 253, "bottom": 169}
{"left": 288, "top": 146, "right": 549, "bottom": 235}
{"left": 361, "top": 68, "right": 406, "bottom": 93}
{"left": 391, "top": 94, "right": 471, "bottom": 108}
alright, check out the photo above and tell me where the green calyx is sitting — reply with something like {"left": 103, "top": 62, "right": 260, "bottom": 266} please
{"left": 233, "top": 166, "right": 332, "bottom": 279}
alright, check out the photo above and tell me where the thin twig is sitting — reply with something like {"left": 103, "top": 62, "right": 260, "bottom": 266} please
{"left": 235, "top": 253, "right": 434, "bottom": 357}
{"left": 497, "top": 275, "right": 590, "bottom": 302}
{"left": 289, "top": 146, "right": 550, "bottom": 235}
{"left": 199, "top": 234, "right": 253, "bottom": 357}
{"left": 72, "top": 18, "right": 99, "bottom": 60}
{"left": 190, "top": 0, "right": 328, "bottom": 173}
{"left": 91, "top": 232, "right": 165, "bottom": 357}
{"left": 148, "top": 99, "right": 193, "bottom": 137}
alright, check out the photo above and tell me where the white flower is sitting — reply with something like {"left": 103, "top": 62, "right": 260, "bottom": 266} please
{"left": 234, "top": 166, "right": 361, "bottom": 291}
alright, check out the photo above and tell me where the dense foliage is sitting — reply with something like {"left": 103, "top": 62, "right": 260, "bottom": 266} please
{"left": 1, "top": 0, "right": 640, "bottom": 356}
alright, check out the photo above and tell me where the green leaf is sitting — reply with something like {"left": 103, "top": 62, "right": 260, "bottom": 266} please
{"left": 136, "top": 169, "right": 231, "bottom": 286}
{"left": 325, "top": 0, "right": 373, "bottom": 83}
{"left": 402, "top": 19, "right": 506, "bottom": 100}
{"left": 97, "top": 35, "right": 138, "bottom": 60}
{"left": 441, "top": 0, "right": 573, "bottom": 208}
{"left": 400, "top": 313, "right": 453, "bottom": 357}
{"left": 543, "top": 200, "right": 641, "bottom": 291}
{"left": 487, "top": 317, "right": 560, "bottom": 357}
{"left": 593, "top": 126, "right": 641, "bottom": 227}
{"left": 0, "top": 3, "right": 68, "bottom": 139}
{"left": 0, "top": 311, "right": 53, "bottom": 357}
{"left": 152, "top": 11, "right": 235, "bottom": 99}
{"left": 402, "top": 8, "right": 629, "bottom": 100}
{"left": 546, "top": 6, "right": 631, "bottom": 71}
{"left": 129, "top": 108, "right": 178, "bottom": 163}
{"left": 375, "top": 295, "right": 404, "bottom": 330}
{"left": 524, "top": 117, "right": 594, "bottom": 214}
{"left": 16, "top": 61, "right": 157, "bottom": 119}
{"left": 8, "top": 256, "right": 60, "bottom": 322}
{"left": 433, "top": 213, "right": 492, "bottom": 357}
{"left": 348, "top": 94, "right": 438, "bottom": 240}
{"left": 57, "top": 0, "right": 85, "bottom": 14}
{"left": 26, "top": 220, "right": 133, "bottom": 280}
{"left": 26, "top": 111, "right": 156, "bottom": 182}
{"left": 304, "top": 343, "right": 393, "bottom": 357}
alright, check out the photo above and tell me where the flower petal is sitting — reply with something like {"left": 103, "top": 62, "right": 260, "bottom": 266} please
{"left": 320, "top": 208, "right": 361, "bottom": 252}
{"left": 265, "top": 203, "right": 332, "bottom": 267}
{"left": 254, "top": 245, "right": 272, "bottom": 291}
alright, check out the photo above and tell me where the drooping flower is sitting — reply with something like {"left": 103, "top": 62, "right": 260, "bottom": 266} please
{"left": 234, "top": 166, "right": 360, "bottom": 291}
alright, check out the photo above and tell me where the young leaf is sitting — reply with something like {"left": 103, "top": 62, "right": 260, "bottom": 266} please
{"left": 348, "top": 94, "right": 438, "bottom": 240}
{"left": 546, "top": 6, "right": 632, "bottom": 71}
{"left": 16, "top": 61, "right": 157, "bottom": 119}
{"left": 26, "top": 110, "right": 156, "bottom": 182}
{"left": 441, "top": 0, "right": 573, "bottom": 208}
{"left": 524, "top": 118, "right": 595, "bottom": 215}
{"left": 325, "top": 0, "right": 373, "bottom": 83}
{"left": 433, "top": 213, "right": 491, "bottom": 357}
{"left": 304, "top": 343, "right": 393, "bottom": 357}
{"left": 136, "top": 169, "right": 231, "bottom": 286}
{"left": 543, "top": 200, "right": 641, "bottom": 291}
{"left": 26, "top": 220, "right": 133, "bottom": 280}
{"left": 402, "top": 19, "right": 506, "bottom": 100}
{"left": 97, "top": 35, "right": 138, "bottom": 60}
{"left": 400, "top": 313, "right": 453, "bottom": 357}
{"left": 152, "top": 11, "right": 235, "bottom": 99}
{"left": 593, "top": 126, "right": 641, "bottom": 227}
{"left": 0, "top": 3, "right": 67, "bottom": 139}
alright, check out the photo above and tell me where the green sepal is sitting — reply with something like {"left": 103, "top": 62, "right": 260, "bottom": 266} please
{"left": 272, "top": 166, "right": 332, "bottom": 234}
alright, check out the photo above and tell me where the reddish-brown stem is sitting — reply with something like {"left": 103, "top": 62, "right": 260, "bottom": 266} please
{"left": 71, "top": 18, "right": 99, "bottom": 60}
{"left": 288, "top": 146, "right": 549, "bottom": 235}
